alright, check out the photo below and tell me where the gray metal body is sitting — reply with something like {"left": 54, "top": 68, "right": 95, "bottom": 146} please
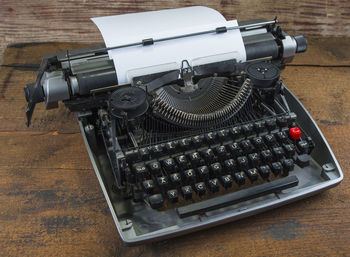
{"left": 78, "top": 86, "right": 343, "bottom": 245}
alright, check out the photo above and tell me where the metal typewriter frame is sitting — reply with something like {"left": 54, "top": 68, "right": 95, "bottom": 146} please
{"left": 23, "top": 13, "right": 342, "bottom": 244}
{"left": 78, "top": 85, "right": 343, "bottom": 245}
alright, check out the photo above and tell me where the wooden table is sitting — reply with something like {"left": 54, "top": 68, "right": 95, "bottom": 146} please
{"left": 0, "top": 39, "right": 349, "bottom": 256}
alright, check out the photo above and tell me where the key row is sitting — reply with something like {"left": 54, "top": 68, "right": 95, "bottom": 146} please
{"left": 132, "top": 143, "right": 297, "bottom": 180}
{"left": 146, "top": 160, "right": 295, "bottom": 209}
{"left": 141, "top": 159, "right": 295, "bottom": 194}
{"left": 124, "top": 116, "right": 299, "bottom": 162}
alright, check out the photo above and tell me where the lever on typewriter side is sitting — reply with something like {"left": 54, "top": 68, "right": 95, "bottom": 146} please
{"left": 24, "top": 57, "right": 49, "bottom": 126}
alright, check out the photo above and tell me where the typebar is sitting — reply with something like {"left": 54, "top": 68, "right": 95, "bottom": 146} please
{"left": 177, "top": 175, "right": 299, "bottom": 218}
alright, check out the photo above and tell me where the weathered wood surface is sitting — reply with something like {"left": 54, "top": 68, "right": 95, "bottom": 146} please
{"left": 0, "top": 40, "right": 349, "bottom": 256}
{"left": 1, "top": 0, "right": 350, "bottom": 60}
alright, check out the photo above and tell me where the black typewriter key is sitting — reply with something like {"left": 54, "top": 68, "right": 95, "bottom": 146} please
{"left": 215, "top": 145, "right": 227, "bottom": 160}
{"left": 283, "top": 144, "right": 296, "bottom": 158}
{"left": 162, "top": 158, "right": 176, "bottom": 173}
{"left": 230, "top": 126, "right": 241, "bottom": 139}
{"left": 223, "top": 159, "right": 236, "bottom": 172}
{"left": 242, "top": 123, "right": 254, "bottom": 137}
{"left": 265, "top": 118, "right": 276, "bottom": 131}
{"left": 148, "top": 161, "right": 161, "bottom": 175}
{"left": 252, "top": 136, "right": 264, "bottom": 150}
{"left": 179, "top": 138, "right": 191, "bottom": 150}
{"left": 272, "top": 147, "right": 285, "bottom": 160}
{"left": 157, "top": 176, "right": 169, "bottom": 190}
{"left": 210, "top": 162, "right": 222, "bottom": 176}
{"left": 139, "top": 147, "right": 150, "bottom": 161}
{"left": 132, "top": 163, "right": 149, "bottom": 180}
{"left": 284, "top": 114, "right": 292, "bottom": 126}
{"left": 237, "top": 156, "right": 249, "bottom": 170}
{"left": 184, "top": 169, "right": 196, "bottom": 184}
{"left": 200, "top": 148, "right": 215, "bottom": 164}
{"left": 227, "top": 142, "right": 244, "bottom": 157}
{"left": 306, "top": 136, "right": 315, "bottom": 154}
{"left": 125, "top": 149, "right": 139, "bottom": 163}
{"left": 151, "top": 144, "right": 165, "bottom": 158}
{"left": 234, "top": 171, "right": 246, "bottom": 186}
{"left": 258, "top": 165, "right": 271, "bottom": 179}
{"left": 275, "top": 131, "right": 289, "bottom": 143}
{"left": 261, "top": 149, "right": 273, "bottom": 163}
{"left": 221, "top": 175, "right": 233, "bottom": 189}
{"left": 165, "top": 141, "right": 178, "bottom": 153}
{"left": 167, "top": 189, "right": 179, "bottom": 203}
{"left": 282, "top": 159, "right": 295, "bottom": 175}
{"left": 181, "top": 185, "right": 193, "bottom": 200}
{"left": 148, "top": 194, "right": 164, "bottom": 209}
{"left": 287, "top": 113, "right": 297, "bottom": 125}
{"left": 277, "top": 116, "right": 288, "bottom": 128}
{"left": 254, "top": 120, "right": 266, "bottom": 134}
{"left": 175, "top": 155, "right": 188, "bottom": 169}
{"left": 208, "top": 178, "right": 220, "bottom": 193}
{"left": 281, "top": 127, "right": 290, "bottom": 134}
{"left": 188, "top": 151, "right": 202, "bottom": 167}
{"left": 217, "top": 129, "right": 229, "bottom": 141}
{"left": 248, "top": 153, "right": 261, "bottom": 167}
{"left": 296, "top": 154, "right": 310, "bottom": 168}
{"left": 240, "top": 139, "right": 254, "bottom": 154}
{"left": 194, "top": 182, "right": 207, "bottom": 196}
{"left": 205, "top": 131, "right": 217, "bottom": 144}
{"left": 297, "top": 140, "right": 309, "bottom": 154}
{"left": 246, "top": 168, "right": 259, "bottom": 182}
{"left": 271, "top": 162, "right": 283, "bottom": 176}
{"left": 192, "top": 135, "right": 204, "bottom": 148}
{"left": 197, "top": 166, "right": 210, "bottom": 181}
{"left": 142, "top": 179, "right": 155, "bottom": 194}
{"left": 263, "top": 134, "right": 276, "bottom": 147}
{"left": 170, "top": 173, "right": 182, "bottom": 187}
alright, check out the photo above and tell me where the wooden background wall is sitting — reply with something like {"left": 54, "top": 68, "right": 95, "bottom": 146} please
{"left": 1, "top": 0, "right": 350, "bottom": 61}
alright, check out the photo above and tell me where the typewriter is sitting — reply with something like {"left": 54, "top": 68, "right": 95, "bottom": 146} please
{"left": 24, "top": 7, "right": 343, "bottom": 245}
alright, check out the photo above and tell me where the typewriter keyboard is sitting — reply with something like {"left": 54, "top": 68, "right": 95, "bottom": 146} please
{"left": 123, "top": 114, "right": 315, "bottom": 215}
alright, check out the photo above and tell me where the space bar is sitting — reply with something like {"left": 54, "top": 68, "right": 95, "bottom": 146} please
{"left": 176, "top": 175, "right": 299, "bottom": 218}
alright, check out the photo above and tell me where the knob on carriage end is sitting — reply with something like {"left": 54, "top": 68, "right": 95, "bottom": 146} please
{"left": 246, "top": 62, "right": 280, "bottom": 88}
{"left": 293, "top": 35, "right": 308, "bottom": 53}
{"left": 109, "top": 87, "right": 149, "bottom": 120}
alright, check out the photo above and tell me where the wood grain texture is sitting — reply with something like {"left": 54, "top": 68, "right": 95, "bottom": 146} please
{"left": 1, "top": 0, "right": 350, "bottom": 62}
{"left": 0, "top": 40, "right": 350, "bottom": 256}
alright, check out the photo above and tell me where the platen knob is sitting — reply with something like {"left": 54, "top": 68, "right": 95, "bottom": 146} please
{"left": 293, "top": 35, "right": 308, "bottom": 53}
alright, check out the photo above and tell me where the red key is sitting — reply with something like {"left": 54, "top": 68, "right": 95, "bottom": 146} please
{"left": 289, "top": 127, "right": 301, "bottom": 140}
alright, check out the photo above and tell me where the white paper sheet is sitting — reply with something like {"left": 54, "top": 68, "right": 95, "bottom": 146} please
{"left": 92, "top": 6, "right": 246, "bottom": 84}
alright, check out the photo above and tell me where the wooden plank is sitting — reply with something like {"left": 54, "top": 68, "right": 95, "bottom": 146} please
{"left": 291, "top": 38, "right": 350, "bottom": 66}
{"left": 1, "top": 0, "right": 350, "bottom": 59}
{"left": 0, "top": 40, "right": 349, "bottom": 256}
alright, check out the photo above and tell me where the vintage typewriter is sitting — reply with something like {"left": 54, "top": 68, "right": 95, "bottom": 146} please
{"left": 24, "top": 7, "right": 343, "bottom": 245}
